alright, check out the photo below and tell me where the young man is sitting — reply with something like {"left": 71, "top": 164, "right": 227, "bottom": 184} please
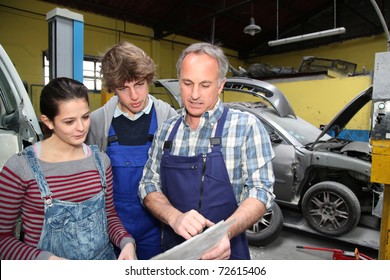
{"left": 86, "top": 42, "right": 177, "bottom": 259}
{"left": 139, "top": 42, "right": 275, "bottom": 260}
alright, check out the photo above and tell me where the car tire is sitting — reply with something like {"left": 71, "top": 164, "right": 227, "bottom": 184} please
{"left": 301, "top": 181, "right": 361, "bottom": 236}
{"left": 246, "top": 203, "right": 284, "bottom": 247}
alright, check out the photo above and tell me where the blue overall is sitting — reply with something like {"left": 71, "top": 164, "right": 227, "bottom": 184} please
{"left": 106, "top": 108, "right": 161, "bottom": 260}
{"left": 160, "top": 108, "right": 250, "bottom": 260}
{"left": 23, "top": 145, "right": 116, "bottom": 260}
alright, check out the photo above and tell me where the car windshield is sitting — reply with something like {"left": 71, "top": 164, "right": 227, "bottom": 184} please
{"left": 263, "top": 110, "right": 332, "bottom": 145}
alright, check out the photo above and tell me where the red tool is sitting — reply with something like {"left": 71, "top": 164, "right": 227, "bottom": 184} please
{"left": 296, "top": 245, "right": 374, "bottom": 260}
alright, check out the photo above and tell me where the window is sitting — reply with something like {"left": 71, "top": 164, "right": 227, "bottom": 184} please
{"left": 43, "top": 54, "right": 50, "bottom": 86}
{"left": 43, "top": 52, "right": 102, "bottom": 91}
{"left": 83, "top": 59, "right": 102, "bottom": 91}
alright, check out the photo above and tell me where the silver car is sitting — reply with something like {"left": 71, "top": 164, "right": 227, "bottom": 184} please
{"left": 0, "top": 44, "right": 42, "bottom": 171}
{"left": 156, "top": 77, "right": 383, "bottom": 246}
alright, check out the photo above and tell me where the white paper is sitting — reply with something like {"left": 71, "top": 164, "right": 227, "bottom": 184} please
{"left": 151, "top": 220, "right": 233, "bottom": 260}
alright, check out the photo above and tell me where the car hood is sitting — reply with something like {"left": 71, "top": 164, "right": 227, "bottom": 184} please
{"left": 312, "top": 86, "right": 373, "bottom": 146}
{"left": 155, "top": 77, "right": 296, "bottom": 118}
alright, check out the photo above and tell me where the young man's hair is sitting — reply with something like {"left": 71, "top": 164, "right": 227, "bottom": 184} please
{"left": 100, "top": 41, "right": 156, "bottom": 93}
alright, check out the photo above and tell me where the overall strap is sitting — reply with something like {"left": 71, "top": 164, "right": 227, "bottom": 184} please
{"left": 163, "top": 108, "right": 229, "bottom": 153}
{"left": 210, "top": 107, "right": 229, "bottom": 152}
{"left": 147, "top": 106, "right": 157, "bottom": 141}
{"left": 107, "top": 124, "right": 118, "bottom": 146}
{"left": 23, "top": 146, "right": 53, "bottom": 206}
{"left": 90, "top": 145, "right": 107, "bottom": 190}
{"left": 163, "top": 116, "right": 182, "bottom": 153}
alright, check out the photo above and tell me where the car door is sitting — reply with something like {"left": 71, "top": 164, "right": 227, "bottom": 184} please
{"left": 258, "top": 120, "right": 297, "bottom": 204}
{"left": 0, "top": 44, "right": 42, "bottom": 170}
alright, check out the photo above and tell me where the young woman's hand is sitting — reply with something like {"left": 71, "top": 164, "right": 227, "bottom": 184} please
{"left": 48, "top": 255, "right": 66, "bottom": 260}
{"left": 118, "top": 243, "right": 137, "bottom": 260}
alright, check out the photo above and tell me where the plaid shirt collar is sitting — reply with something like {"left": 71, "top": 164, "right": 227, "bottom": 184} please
{"left": 180, "top": 98, "right": 224, "bottom": 129}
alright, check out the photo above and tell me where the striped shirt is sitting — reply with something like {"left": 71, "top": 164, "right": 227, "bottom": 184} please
{"left": 0, "top": 145, "right": 133, "bottom": 260}
{"left": 139, "top": 99, "right": 275, "bottom": 209}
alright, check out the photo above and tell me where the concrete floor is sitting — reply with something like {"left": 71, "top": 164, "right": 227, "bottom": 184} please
{"left": 250, "top": 228, "right": 378, "bottom": 260}
{"left": 249, "top": 208, "right": 380, "bottom": 260}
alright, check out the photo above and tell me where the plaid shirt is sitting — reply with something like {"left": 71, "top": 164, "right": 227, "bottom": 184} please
{"left": 139, "top": 99, "right": 275, "bottom": 210}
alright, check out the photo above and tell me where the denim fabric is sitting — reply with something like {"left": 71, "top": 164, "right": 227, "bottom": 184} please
{"left": 23, "top": 145, "right": 116, "bottom": 260}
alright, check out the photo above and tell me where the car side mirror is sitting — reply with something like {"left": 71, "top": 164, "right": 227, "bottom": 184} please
{"left": 269, "top": 132, "right": 282, "bottom": 143}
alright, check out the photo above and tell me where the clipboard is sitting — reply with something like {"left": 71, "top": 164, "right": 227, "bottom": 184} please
{"left": 151, "top": 220, "right": 233, "bottom": 260}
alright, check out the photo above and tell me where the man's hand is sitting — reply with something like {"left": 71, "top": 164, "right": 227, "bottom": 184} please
{"left": 200, "top": 233, "right": 231, "bottom": 260}
{"left": 172, "top": 209, "right": 214, "bottom": 240}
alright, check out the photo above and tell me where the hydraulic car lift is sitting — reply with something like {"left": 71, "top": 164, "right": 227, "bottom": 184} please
{"left": 370, "top": 51, "right": 390, "bottom": 260}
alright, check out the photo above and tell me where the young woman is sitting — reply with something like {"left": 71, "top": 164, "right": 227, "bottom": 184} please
{"left": 0, "top": 77, "right": 136, "bottom": 260}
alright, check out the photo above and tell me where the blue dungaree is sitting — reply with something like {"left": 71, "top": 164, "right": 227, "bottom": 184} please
{"left": 107, "top": 107, "right": 161, "bottom": 259}
{"left": 23, "top": 145, "right": 116, "bottom": 260}
{"left": 160, "top": 108, "right": 250, "bottom": 259}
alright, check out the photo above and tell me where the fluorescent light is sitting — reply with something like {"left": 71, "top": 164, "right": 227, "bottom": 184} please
{"left": 268, "top": 27, "right": 346, "bottom": 47}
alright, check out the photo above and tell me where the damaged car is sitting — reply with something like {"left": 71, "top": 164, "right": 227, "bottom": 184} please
{"left": 155, "top": 77, "right": 382, "bottom": 246}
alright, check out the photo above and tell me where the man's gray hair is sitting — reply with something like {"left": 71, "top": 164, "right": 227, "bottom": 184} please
{"left": 176, "top": 42, "right": 229, "bottom": 84}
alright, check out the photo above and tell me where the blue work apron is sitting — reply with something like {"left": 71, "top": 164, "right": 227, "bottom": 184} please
{"left": 106, "top": 108, "right": 161, "bottom": 260}
{"left": 160, "top": 108, "right": 250, "bottom": 260}
{"left": 23, "top": 145, "right": 116, "bottom": 260}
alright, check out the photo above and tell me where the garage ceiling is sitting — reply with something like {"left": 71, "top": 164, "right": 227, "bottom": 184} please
{"left": 41, "top": 0, "right": 389, "bottom": 58}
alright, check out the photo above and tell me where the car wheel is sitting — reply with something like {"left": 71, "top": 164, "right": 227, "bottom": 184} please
{"left": 301, "top": 181, "right": 361, "bottom": 236}
{"left": 246, "top": 203, "right": 284, "bottom": 247}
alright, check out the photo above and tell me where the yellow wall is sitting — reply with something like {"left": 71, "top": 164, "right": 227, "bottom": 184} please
{"left": 0, "top": 0, "right": 386, "bottom": 128}
{"left": 1, "top": 0, "right": 387, "bottom": 87}
{"left": 220, "top": 75, "right": 372, "bottom": 130}
{"left": 0, "top": 0, "right": 240, "bottom": 113}
{"left": 0, "top": 0, "right": 240, "bottom": 85}
{"left": 274, "top": 75, "right": 372, "bottom": 129}
{"left": 247, "top": 35, "right": 387, "bottom": 74}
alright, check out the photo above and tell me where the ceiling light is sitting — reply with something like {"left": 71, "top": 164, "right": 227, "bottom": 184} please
{"left": 244, "top": 1, "right": 261, "bottom": 36}
{"left": 269, "top": 0, "right": 346, "bottom": 47}
{"left": 244, "top": 17, "right": 261, "bottom": 36}
{"left": 268, "top": 27, "right": 346, "bottom": 46}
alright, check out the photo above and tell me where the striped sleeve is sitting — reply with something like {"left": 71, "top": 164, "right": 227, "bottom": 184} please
{"left": 0, "top": 163, "right": 41, "bottom": 260}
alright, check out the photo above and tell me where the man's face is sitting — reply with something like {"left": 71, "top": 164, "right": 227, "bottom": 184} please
{"left": 115, "top": 79, "right": 149, "bottom": 117}
{"left": 180, "top": 53, "right": 225, "bottom": 123}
